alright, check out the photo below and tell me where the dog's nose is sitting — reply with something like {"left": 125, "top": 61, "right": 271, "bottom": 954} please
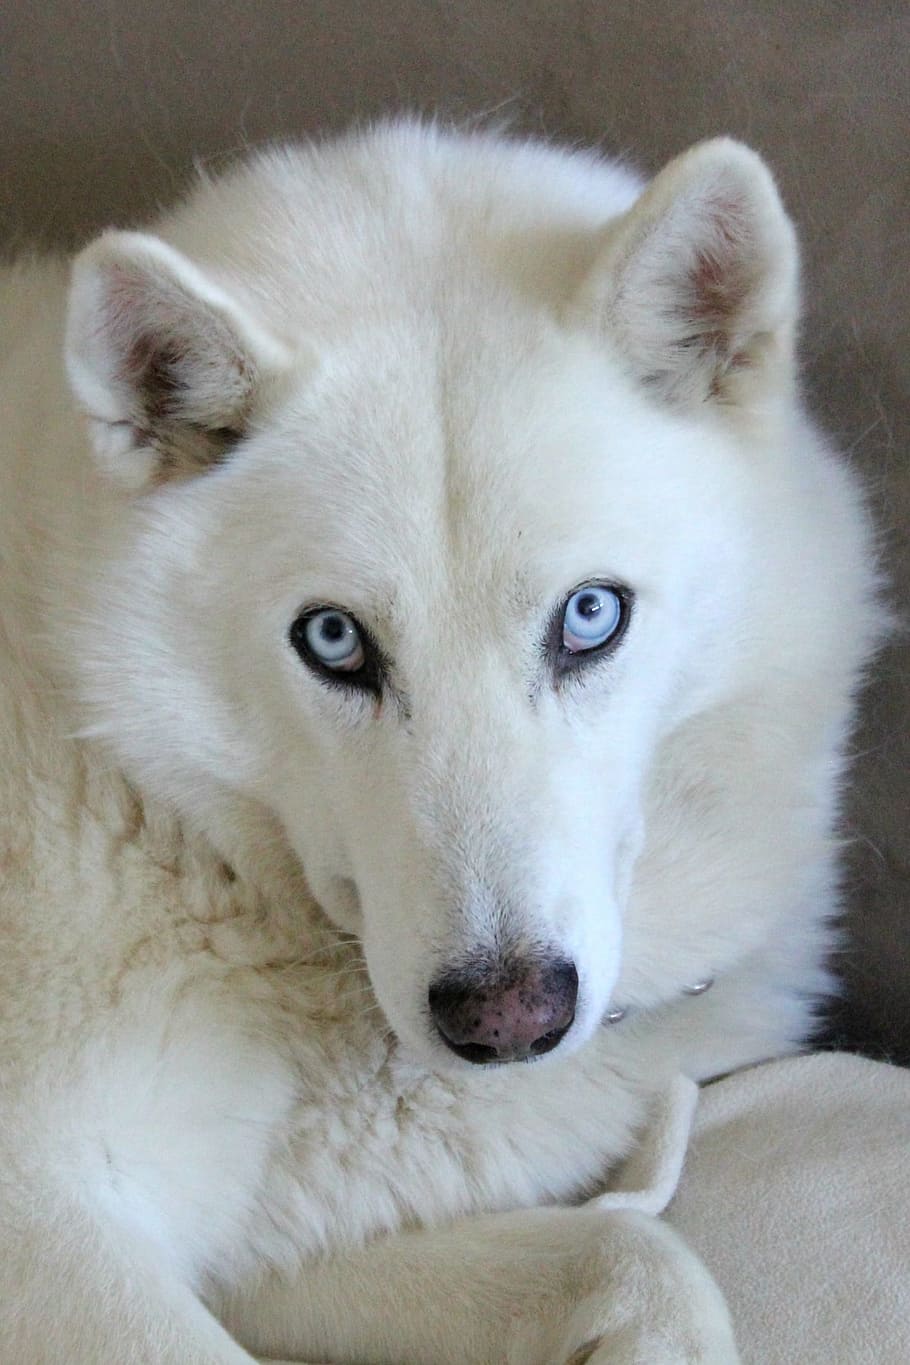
{"left": 428, "top": 958, "right": 578, "bottom": 1064}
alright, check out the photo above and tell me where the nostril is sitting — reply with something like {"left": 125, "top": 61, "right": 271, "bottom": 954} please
{"left": 428, "top": 958, "right": 578, "bottom": 1064}
{"left": 443, "top": 1040, "right": 503, "bottom": 1065}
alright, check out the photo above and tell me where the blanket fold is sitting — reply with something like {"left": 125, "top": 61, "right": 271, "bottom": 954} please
{"left": 259, "top": 1053, "right": 909, "bottom": 1363}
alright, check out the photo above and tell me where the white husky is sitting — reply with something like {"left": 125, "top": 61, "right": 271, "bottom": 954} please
{"left": 0, "top": 120, "right": 883, "bottom": 1363}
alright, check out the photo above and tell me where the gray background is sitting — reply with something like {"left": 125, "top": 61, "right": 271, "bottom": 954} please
{"left": 2, "top": 0, "right": 907, "bottom": 1060}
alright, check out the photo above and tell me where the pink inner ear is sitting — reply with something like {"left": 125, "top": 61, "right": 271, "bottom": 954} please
{"left": 689, "top": 195, "right": 752, "bottom": 328}
{"left": 97, "top": 266, "right": 184, "bottom": 418}
{"left": 97, "top": 261, "right": 249, "bottom": 427}
{"left": 101, "top": 263, "right": 157, "bottom": 341}
{"left": 685, "top": 197, "right": 758, "bottom": 390}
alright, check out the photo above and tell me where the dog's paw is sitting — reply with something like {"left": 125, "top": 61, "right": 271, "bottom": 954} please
{"left": 563, "top": 1324, "right": 738, "bottom": 1365}
{"left": 538, "top": 1211, "right": 740, "bottom": 1365}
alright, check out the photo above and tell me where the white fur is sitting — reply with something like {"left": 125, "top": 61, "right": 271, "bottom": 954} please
{"left": 0, "top": 120, "right": 884, "bottom": 1362}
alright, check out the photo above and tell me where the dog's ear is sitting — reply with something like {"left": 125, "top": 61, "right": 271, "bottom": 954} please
{"left": 66, "top": 231, "right": 291, "bottom": 490}
{"left": 574, "top": 139, "right": 799, "bottom": 408}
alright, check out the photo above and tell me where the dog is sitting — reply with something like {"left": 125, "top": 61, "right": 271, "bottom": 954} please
{"left": 0, "top": 119, "right": 884, "bottom": 1363}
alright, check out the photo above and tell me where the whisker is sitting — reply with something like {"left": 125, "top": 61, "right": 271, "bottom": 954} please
{"left": 306, "top": 962, "right": 369, "bottom": 986}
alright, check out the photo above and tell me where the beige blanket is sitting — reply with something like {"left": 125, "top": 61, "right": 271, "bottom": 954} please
{"left": 257, "top": 1053, "right": 909, "bottom": 1363}
{"left": 669, "top": 1052, "right": 910, "bottom": 1363}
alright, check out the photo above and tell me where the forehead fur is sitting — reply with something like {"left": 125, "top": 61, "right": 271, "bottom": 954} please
{"left": 138, "top": 123, "right": 747, "bottom": 634}
{"left": 159, "top": 121, "right": 640, "bottom": 343}
{"left": 194, "top": 304, "right": 739, "bottom": 633}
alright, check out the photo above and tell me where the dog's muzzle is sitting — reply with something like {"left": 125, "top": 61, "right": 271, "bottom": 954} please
{"left": 428, "top": 957, "right": 578, "bottom": 1064}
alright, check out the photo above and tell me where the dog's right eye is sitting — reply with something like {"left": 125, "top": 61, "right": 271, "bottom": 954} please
{"left": 300, "top": 609, "right": 364, "bottom": 670}
{"left": 289, "top": 607, "right": 381, "bottom": 693}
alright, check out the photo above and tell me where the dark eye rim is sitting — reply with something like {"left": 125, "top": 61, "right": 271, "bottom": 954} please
{"left": 546, "top": 582, "right": 634, "bottom": 676}
{"left": 289, "top": 605, "right": 384, "bottom": 695}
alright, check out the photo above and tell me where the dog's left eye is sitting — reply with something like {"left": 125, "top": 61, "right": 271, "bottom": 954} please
{"left": 559, "top": 585, "right": 629, "bottom": 659}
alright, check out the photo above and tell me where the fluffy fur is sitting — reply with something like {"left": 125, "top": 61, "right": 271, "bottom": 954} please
{"left": 0, "top": 120, "right": 884, "bottom": 1362}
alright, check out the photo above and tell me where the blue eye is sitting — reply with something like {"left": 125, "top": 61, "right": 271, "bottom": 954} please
{"left": 298, "top": 609, "right": 365, "bottom": 672}
{"left": 562, "top": 585, "right": 624, "bottom": 655}
{"left": 290, "top": 605, "right": 384, "bottom": 695}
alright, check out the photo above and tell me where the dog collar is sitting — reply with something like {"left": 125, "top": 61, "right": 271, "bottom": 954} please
{"left": 605, "top": 976, "right": 715, "bottom": 1025}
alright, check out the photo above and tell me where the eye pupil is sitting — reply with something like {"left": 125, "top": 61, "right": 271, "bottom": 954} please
{"left": 320, "top": 615, "right": 346, "bottom": 642}
{"left": 576, "top": 592, "right": 601, "bottom": 618}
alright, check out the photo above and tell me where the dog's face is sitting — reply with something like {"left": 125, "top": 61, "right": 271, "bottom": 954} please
{"left": 165, "top": 324, "right": 747, "bottom": 1067}
{"left": 64, "top": 133, "right": 798, "bottom": 1068}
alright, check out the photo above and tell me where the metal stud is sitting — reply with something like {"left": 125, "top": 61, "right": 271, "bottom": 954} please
{"left": 681, "top": 978, "right": 715, "bottom": 996}
{"left": 604, "top": 1006, "right": 627, "bottom": 1024}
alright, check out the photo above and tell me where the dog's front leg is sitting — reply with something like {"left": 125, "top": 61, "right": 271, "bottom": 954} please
{"left": 1, "top": 1194, "right": 257, "bottom": 1365}
{"left": 219, "top": 1206, "right": 739, "bottom": 1365}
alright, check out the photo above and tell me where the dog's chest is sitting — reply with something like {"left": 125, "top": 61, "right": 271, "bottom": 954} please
{"left": 86, "top": 902, "right": 646, "bottom": 1292}
{"left": 2, "top": 735, "right": 647, "bottom": 1290}
{"left": 125, "top": 928, "right": 649, "bottom": 1290}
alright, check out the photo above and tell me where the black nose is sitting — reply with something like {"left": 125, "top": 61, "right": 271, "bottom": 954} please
{"left": 428, "top": 958, "right": 578, "bottom": 1064}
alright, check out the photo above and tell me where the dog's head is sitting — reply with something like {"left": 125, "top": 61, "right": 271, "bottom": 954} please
{"left": 63, "top": 132, "right": 800, "bottom": 1068}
